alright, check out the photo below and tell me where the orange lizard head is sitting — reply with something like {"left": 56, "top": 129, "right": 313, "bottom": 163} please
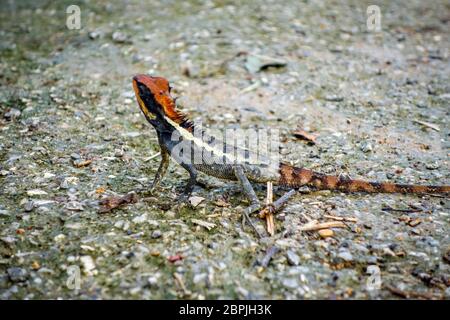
{"left": 132, "top": 74, "right": 193, "bottom": 131}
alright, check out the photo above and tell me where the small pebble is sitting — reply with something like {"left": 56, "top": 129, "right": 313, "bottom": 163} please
{"left": 132, "top": 214, "right": 148, "bottom": 224}
{"left": 360, "top": 142, "right": 373, "bottom": 153}
{"left": 88, "top": 31, "right": 101, "bottom": 39}
{"left": 80, "top": 255, "right": 96, "bottom": 275}
{"left": 445, "top": 287, "right": 450, "bottom": 299}
{"left": 7, "top": 267, "right": 28, "bottom": 282}
{"left": 286, "top": 250, "right": 300, "bottom": 266}
{"left": 282, "top": 278, "right": 299, "bottom": 289}
{"left": 151, "top": 230, "right": 162, "bottom": 239}
{"left": 112, "top": 31, "right": 129, "bottom": 43}
{"left": 338, "top": 251, "right": 353, "bottom": 262}
{"left": 4, "top": 108, "right": 21, "bottom": 120}
{"left": 318, "top": 229, "right": 334, "bottom": 238}
{"left": 425, "top": 162, "right": 439, "bottom": 170}
{"left": 0, "top": 209, "right": 9, "bottom": 217}
{"left": 324, "top": 95, "right": 344, "bottom": 102}
{"left": 24, "top": 201, "right": 34, "bottom": 212}
{"left": 193, "top": 273, "right": 207, "bottom": 284}
{"left": 54, "top": 234, "right": 66, "bottom": 243}
{"left": 148, "top": 276, "right": 159, "bottom": 287}
{"left": 70, "top": 153, "right": 81, "bottom": 160}
{"left": 65, "top": 201, "right": 84, "bottom": 211}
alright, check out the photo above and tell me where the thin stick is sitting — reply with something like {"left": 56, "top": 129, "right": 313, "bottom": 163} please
{"left": 384, "top": 284, "right": 435, "bottom": 300}
{"left": 324, "top": 214, "right": 358, "bottom": 222}
{"left": 266, "top": 182, "right": 273, "bottom": 205}
{"left": 382, "top": 206, "right": 423, "bottom": 213}
{"left": 126, "top": 176, "right": 147, "bottom": 186}
{"left": 143, "top": 152, "right": 161, "bottom": 162}
{"left": 298, "top": 221, "right": 346, "bottom": 231}
{"left": 423, "top": 193, "right": 447, "bottom": 199}
{"left": 259, "top": 246, "right": 279, "bottom": 268}
{"left": 413, "top": 119, "right": 440, "bottom": 132}
{"left": 242, "top": 208, "right": 263, "bottom": 239}
{"left": 173, "top": 272, "right": 190, "bottom": 296}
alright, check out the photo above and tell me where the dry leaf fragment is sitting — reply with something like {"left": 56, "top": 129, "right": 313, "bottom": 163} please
{"left": 31, "top": 261, "right": 40, "bottom": 270}
{"left": 73, "top": 159, "right": 92, "bottom": 168}
{"left": 408, "top": 219, "right": 422, "bottom": 227}
{"left": 95, "top": 187, "right": 106, "bottom": 194}
{"left": 98, "top": 192, "right": 138, "bottom": 213}
{"left": 214, "top": 198, "right": 230, "bottom": 207}
{"left": 293, "top": 129, "right": 317, "bottom": 145}
{"left": 168, "top": 254, "right": 183, "bottom": 263}
{"left": 189, "top": 196, "right": 205, "bottom": 207}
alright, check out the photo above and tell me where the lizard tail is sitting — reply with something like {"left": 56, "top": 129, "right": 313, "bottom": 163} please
{"left": 278, "top": 163, "right": 450, "bottom": 194}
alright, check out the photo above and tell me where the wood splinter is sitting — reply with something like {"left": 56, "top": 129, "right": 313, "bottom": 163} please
{"left": 265, "top": 182, "right": 275, "bottom": 236}
{"left": 259, "top": 187, "right": 296, "bottom": 236}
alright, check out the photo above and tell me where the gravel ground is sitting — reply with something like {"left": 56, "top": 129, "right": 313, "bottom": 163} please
{"left": 0, "top": 0, "right": 449, "bottom": 299}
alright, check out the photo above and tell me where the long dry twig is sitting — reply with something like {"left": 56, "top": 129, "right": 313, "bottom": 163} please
{"left": 323, "top": 214, "right": 358, "bottom": 222}
{"left": 382, "top": 206, "right": 423, "bottom": 213}
{"left": 384, "top": 284, "right": 436, "bottom": 300}
{"left": 298, "top": 221, "right": 346, "bottom": 231}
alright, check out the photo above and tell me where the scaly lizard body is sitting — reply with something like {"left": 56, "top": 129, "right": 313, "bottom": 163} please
{"left": 132, "top": 74, "right": 449, "bottom": 226}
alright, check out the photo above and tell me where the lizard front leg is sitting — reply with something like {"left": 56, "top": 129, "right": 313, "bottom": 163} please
{"left": 233, "top": 165, "right": 263, "bottom": 238}
{"left": 149, "top": 147, "right": 170, "bottom": 192}
{"left": 138, "top": 147, "right": 170, "bottom": 195}
{"left": 178, "top": 162, "right": 198, "bottom": 202}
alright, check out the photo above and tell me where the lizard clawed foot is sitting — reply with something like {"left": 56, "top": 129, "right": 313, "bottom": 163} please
{"left": 258, "top": 203, "right": 276, "bottom": 218}
{"left": 176, "top": 195, "right": 189, "bottom": 204}
{"left": 175, "top": 191, "right": 193, "bottom": 205}
{"left": 258, "top": 189, "right": 297, "bottom": 218}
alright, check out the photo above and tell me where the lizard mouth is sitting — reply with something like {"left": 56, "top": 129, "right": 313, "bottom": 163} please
{"left": 132, "top": 77, "right": 157, "bottom": 120}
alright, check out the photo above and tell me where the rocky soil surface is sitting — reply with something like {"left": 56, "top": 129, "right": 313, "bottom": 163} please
{"left": 0, "top": 0, "right": 449, "bottom": 299}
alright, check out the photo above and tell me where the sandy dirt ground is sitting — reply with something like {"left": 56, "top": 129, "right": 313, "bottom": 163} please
{"left": 0, "top": 0, "right": 449, "bottom": 299}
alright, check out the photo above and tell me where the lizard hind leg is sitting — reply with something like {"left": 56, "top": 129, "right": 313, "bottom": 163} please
{"left": 177, "top": 162, "right": 198, "bottom": 202}
{"left": 233, "top": 165, "right": 263, "bottom": 238}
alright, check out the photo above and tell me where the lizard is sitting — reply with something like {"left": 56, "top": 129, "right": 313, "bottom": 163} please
{"left": 131, "top": 74, "right": 449, "bottom": 234}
